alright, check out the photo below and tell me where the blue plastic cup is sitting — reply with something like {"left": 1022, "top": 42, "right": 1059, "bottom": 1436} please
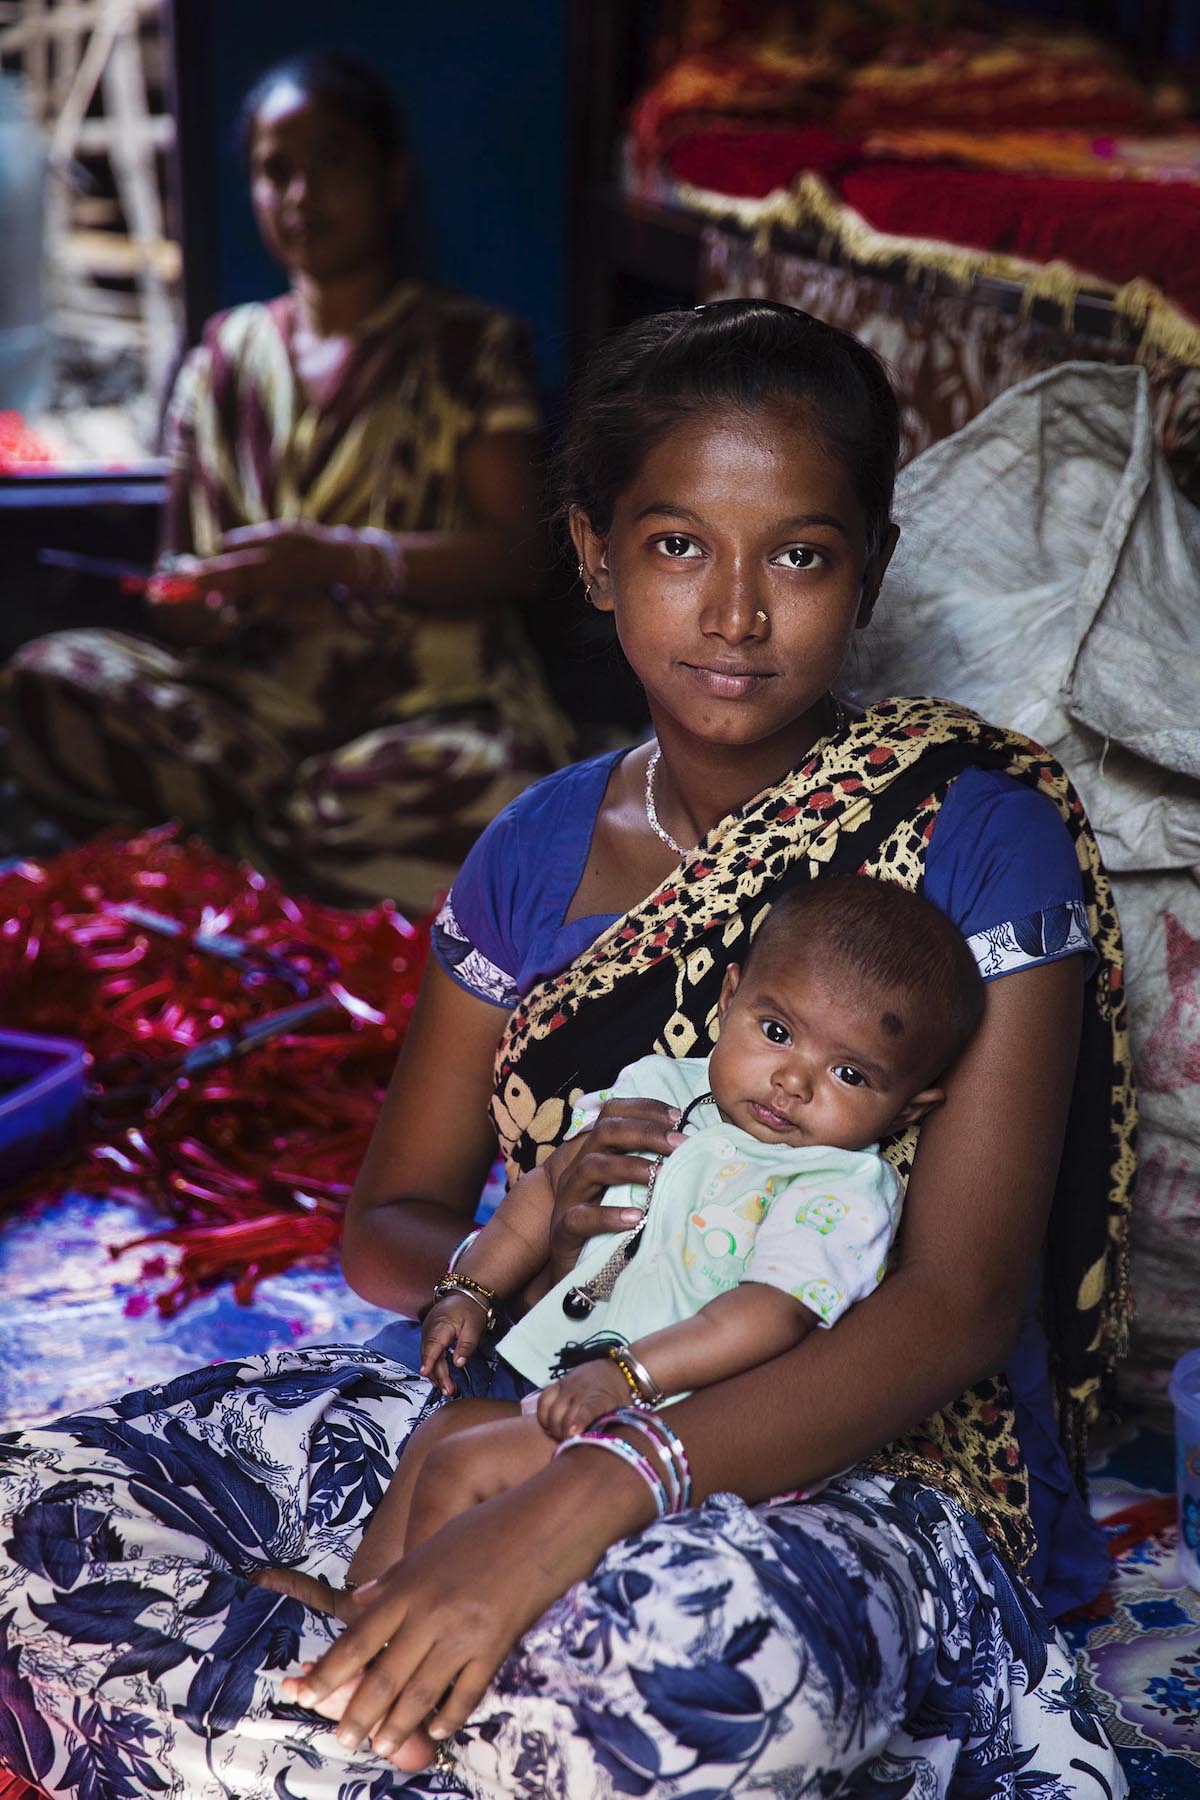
{"left": 1170, "top": 1347, "right": 1200, "bottom": 1589}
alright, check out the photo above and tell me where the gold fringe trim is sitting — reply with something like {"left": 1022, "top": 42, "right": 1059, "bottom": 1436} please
{"left": 677, "top": 169, "right": 1200, "bottom": 366}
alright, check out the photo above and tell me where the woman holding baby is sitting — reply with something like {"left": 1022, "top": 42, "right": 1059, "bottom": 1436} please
{"left": 0, "top": 302, "right": 1132, "bottom": 1797}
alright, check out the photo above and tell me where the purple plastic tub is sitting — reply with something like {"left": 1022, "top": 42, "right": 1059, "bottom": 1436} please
{"left": 0, "top": 1030, "right": 89, "bottom": 1186}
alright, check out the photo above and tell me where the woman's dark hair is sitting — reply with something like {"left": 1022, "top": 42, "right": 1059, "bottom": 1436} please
{"left": 558, "top": 301, "right": 899, "bottom": 560}
{"left": 238, "top": 51, "right": 406, "bottom": 164}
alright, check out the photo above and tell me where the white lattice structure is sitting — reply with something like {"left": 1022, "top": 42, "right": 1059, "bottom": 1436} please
{"left": 0, "top": 0, "right": 182, "bottom": 458}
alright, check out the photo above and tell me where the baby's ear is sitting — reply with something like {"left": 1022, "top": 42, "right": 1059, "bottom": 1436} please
{"left": 717, "top": 964, "right": 741, "bottom": 1018}
{"left": 894, "top": 1086, "right": 944, "bottom": 1129}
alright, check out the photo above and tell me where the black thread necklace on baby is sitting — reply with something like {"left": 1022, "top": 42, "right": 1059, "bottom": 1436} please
{"left": 561, "top": 1089, "right": 719, "bottom": 1320}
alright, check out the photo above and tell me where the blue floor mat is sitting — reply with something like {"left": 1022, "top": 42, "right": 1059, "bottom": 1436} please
{"left": 1066, "top": 1426, "right": 1200, "bottom": 1794}
{"left": 0, "top": 1188, "right": 394, "bottom": 1428}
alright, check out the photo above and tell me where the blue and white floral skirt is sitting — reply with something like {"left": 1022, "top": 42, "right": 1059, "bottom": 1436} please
{"left": 0, "top": 1343, "right": 1127, "bottom": 1799}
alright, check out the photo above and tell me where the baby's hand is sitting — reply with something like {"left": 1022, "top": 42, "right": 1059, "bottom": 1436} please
{"left": 419, "top": 1294, "right": 486, "bottom": 1395}
{"left": 536, "top": 1358, "right": 632, "bottom": 1439}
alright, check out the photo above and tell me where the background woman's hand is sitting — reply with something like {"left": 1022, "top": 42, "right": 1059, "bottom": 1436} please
{"left": 546, "top": 1099, "right": 684, "bottom": 1284}
{"left": 191, "top": 521, "right": 354, "bottom": 614}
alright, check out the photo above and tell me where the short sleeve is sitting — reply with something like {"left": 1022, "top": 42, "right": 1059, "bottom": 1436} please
{"left": 743, "top": 1154, "right": 901, "bottom": 1327}
{"left": 925, "top": 769, "right": 1097, "bottom": 982}
{"left": 462, "top": 312, "right": 540, "bottom": 438}
{"left": 430, "top": 751, "right": 624, "bottom": 1008}
{"left": 432, "top": 801, "right": 525, "bottom": 1009}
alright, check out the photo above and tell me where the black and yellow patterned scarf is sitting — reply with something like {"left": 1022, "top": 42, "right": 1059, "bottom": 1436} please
{"left": 491, "top": 697, "right": 1136, "bottom": 1568}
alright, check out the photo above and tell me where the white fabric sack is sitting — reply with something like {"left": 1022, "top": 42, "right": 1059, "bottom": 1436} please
{"left": 857, "top": 362, "right": 1200, "bottom": 1411}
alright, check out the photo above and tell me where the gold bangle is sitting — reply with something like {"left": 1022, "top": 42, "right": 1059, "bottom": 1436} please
{"left": 440, "top": 1269, "right": 495, "bottom": 1304}
{"left": 431, "top": 1273, "right": 497, "bottom": 1333}
{"left": 607, "top": 1344, "right": 664, "bottom": 1409}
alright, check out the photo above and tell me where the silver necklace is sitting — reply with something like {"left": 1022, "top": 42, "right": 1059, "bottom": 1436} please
{"left": 644, "top": 747, "right": 690, "bottom": 856}
{"left": 644, "top": 697, "right": 848, "bottom": 857}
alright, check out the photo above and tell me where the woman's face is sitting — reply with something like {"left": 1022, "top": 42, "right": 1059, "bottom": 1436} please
{"left": 248, "top": 83, "right": 402, "bottom": 283}
{"left": 577, "top": 406, "right": 892, "bottom": 756}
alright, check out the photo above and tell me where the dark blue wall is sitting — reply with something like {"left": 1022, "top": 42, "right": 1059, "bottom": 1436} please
{"left": 993, "top": 0, "right": 1200, "bottom": 57}
{"left": 205, "top": 1, "right": 570, "bottom": 389}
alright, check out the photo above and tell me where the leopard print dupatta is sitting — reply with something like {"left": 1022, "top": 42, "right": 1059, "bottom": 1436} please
{"left": 491, "top": 697, "right": 1136, "bottom": 1566}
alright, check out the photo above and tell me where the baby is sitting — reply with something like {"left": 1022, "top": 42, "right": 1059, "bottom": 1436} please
{"left": 347, "top": 874, "right": 984, "bottom": 1583}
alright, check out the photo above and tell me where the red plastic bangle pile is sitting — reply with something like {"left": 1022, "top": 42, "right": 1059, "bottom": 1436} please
{"left": 0, "top": 825, "right": 429, "bottom": 1313}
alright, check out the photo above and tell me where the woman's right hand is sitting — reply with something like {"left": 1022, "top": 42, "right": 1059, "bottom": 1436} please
{"left": 545, "top": 1099, "right": 684, "bottom": 1285}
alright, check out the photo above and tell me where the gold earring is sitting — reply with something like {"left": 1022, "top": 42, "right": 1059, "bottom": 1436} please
{"left": 578, "top": 560, "right": 594, "bottom": 601}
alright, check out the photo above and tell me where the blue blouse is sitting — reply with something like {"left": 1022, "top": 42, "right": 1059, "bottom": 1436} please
{"left": 428, "top": 749, "right": 1108, "bottom": 1616}
{"left": 434, "top": 751, "right": 1095, "bottom": 1009}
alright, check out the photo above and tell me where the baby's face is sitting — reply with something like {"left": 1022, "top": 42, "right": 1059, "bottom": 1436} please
{"left": 708, "top": 949, "right": 943, "bottom": 1151}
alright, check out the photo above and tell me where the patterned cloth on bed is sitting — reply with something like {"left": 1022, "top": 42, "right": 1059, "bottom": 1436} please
{"left": 626, "top": 1, "right": 1200, "bottom": 320}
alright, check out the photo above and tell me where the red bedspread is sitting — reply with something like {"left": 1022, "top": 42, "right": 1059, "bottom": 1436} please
{"left": 663, "top": 128, "right": 1200, "bottom": 321}
{"left": 632, "top": 2, "right": 1200, "bottom": 324}
{"left": 841, "top": 163, "right": 1200, "bottom": 309}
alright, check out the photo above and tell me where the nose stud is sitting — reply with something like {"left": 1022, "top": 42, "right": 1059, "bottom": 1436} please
{"left": 755, "top": 609, "right": 768, "bottom": 624}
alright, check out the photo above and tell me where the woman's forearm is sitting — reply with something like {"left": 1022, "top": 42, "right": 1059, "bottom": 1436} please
{"left": 515, "top": 1267, "right": 1013, "bottom": 1590}
{"left": 340, "top": 965, "right": 509, "bottom": 1318}
{"left": 397, "top": 525, "right": 542, "bottom": 616}
{"left": 665, "top": 1263, "right": 1016, "bottom": 1505}
{"left": 340, "top": 1198, "right": 475, "bottom": 1316}
{"left": 305, "top": 523, "right": 539, "bottom": 616}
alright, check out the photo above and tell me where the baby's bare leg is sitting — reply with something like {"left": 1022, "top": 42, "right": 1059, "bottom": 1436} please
{"left": 268, "top": 1407, "right": 552, "bottom": 1771}
{"left": 347, "top": 1396, "right": 520, "bottom": 1588}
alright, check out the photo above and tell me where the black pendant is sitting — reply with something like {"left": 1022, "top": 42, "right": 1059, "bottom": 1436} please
{"left": 562, "top": 1287, "right": 595, "bottom": 1320}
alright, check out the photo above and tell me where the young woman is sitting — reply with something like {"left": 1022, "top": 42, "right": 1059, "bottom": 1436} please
{"left": 2, "top": 53, "right": 570, "bottom": 913}
{"left": 0, "top": 304, "right": 1133, "bottom": 1798}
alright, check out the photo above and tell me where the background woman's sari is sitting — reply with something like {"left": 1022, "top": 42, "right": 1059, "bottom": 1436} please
{"left": 3, "top": 282, "right": 571, "bottom": 913}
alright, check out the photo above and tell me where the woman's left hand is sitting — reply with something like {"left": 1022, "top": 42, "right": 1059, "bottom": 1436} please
{"left": 193, "top": 521, "right": 353, "bottom": 609}
{"left": 264, "top": 1448, "right": 655, "bottom": 1762}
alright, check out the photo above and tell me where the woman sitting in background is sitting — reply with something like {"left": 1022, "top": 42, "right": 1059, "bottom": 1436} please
{"left": 3, "top": 52, "right": 571, "bottom": 914}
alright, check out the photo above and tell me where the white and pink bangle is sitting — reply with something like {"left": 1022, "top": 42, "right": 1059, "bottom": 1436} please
{"left": 555, "top": 1407, "right": 694, "bottom": 1517}
{"left": 608, "top": 1407, "right": 692, "bottom": 1513}
{"left": 554, "top": 1430, "right": 674, "bottom": 1517}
